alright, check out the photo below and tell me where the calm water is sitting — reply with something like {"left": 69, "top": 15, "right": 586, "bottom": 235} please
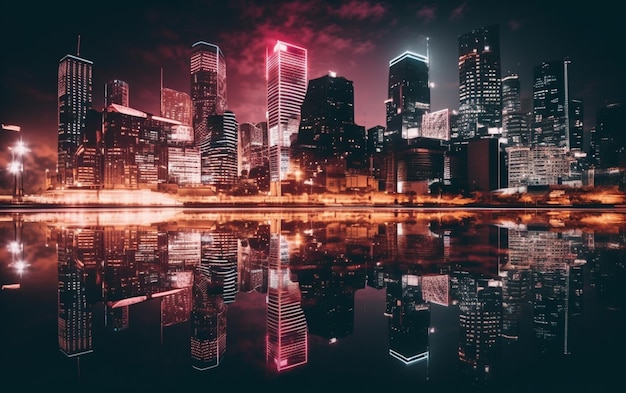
{"left": 1, "top": 207, "right": 625, "bottom": 391}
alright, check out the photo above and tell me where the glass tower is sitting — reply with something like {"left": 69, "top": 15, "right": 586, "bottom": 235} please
{"left": 203, "top": 110, "right": 238, "bottom": 189}
{"left": 105, "top": 79, "right": 129, "bottom": 107}
{"left": 532, "top": 59, "right": 571, "bottom": 149}
{"left": 191, "top": 41, "right": 227, "bottom": 160}
{"left": 502, "top": 73, "right": 529, "bottom": 146}
{"left": 161, "top": 87, "right": 192, "bottom": 126}
{"left": 266, "top": 40, "right": 307, "bottom": 196}
{"left": 386, "top": 51, "right": 430, "bottom": 141}
{"left": 458, "top": 24, "right": 502, "bottom": 139}
{"left": 58, "top": 53, "right": 93, "bottom": 186}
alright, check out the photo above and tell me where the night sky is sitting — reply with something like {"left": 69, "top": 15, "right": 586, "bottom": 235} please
{"left": 1, "top": 0, "right": 624, "bottom": 191}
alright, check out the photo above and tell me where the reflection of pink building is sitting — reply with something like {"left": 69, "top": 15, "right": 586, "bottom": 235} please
{"left": 266, "top": 221, "right": 308, "bottom": 372}
{"left": 421, "top": 274, "right": 450, "bottom": 306}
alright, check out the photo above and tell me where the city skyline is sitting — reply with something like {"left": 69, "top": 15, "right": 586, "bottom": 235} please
{"left": 1, "top": 0, "right": 624, "bottom": 191}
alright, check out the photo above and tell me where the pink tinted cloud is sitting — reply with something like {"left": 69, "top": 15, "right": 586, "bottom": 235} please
{"left": 335, "top": 0, "right": 388, "bottom": 21}
{"left": 416, "top": 5, "right": 437, "bottom": 23}
{"left": 449, "top": 2, "right": 467, "bottom": 20}
{"left": 219, "top": 3, "right": 384, "bottom": 123}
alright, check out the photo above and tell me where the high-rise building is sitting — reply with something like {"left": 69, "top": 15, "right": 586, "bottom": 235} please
{"left": 239, "top": 122, "right": 266, "bottom": 175}
{"left": 458, "top": 24, "right": 502, "bottom": 139}
{"left": 532, "top": 59, "right": 571, "bottom": 149}
{"left": 386, "top": 51, "right": 430, "bottom": 141}
{"left": 191, "top": 41, "right": 227, "bottom": 162}
{"left": 266, "top": 40, "right": 307, "bottom": 196}
{"left": 502, "top": 73, "right": 521, "bottom": 113}
{"left": 569, "top": 98, "right": 584, "bottom": 151}
{"left": 502, "top": 73, "right": 529, "bottom": 146}
{"left": 297, "top": 72, "right": 366, "bottom": 176}
{"left": 594, "top": 102, "right": 626, "bottom": 168}
{"left": 105, "top": 79, "right": 129, "bottom": 107}
{"left": 203, "top": 111, "right": 238, "bottom": 189}
{"left": 58, "top": 53, "right": 93, "bottom": 186}
{"left": 161, "top": 87, "right": 192, "bottom": 126}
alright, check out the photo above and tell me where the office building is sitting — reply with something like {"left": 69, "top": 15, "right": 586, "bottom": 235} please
{"left": 532, "top": 59, "right": 571, "bottom": 149}
{"left": 506, "top": 146, "right": 570, "bottom": 187}
{"left": 569, "top": 98, "right": 584, "bottom": 151}
{"left": 594, "top": 102, "right": 626, "bottom": 168}
{"left": 105, "top": 79, "right": 129, "bottom": 107}
{"left": 386, "top": 51, "right": 430, "bottom": 141}
{"left": 58, "top": 52, "right": 93, "bottom": 186}
{"left": 298, "top": 72, "right": 366, "bottom": 177}
{"left": 161, "top": 87, "right": 192, "bottom": 126}
{"left": 239, "top": 122, "right": 266, "bottom": 175}
{"left": 458, "top": 24, "right": 502, "bottom": 139}
{"left": 191, "top": 41, "right": 227, "bottom": 176}
{"left": 502, "top": 73, "right": 530, "bottom": 146}
{"left": 266, "top": 40, "right": 307, "bottom": 196}
{"left": 202, "top": 111, "right": 238, "bottom": 189}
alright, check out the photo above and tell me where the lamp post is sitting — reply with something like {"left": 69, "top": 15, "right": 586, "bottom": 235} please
{"left": 8, "top": 139, "right": 28, "bottom": 202}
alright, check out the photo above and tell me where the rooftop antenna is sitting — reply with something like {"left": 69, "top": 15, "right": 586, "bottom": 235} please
{"left": 426, "top": 36, "right": 430, "bottom": 65}
{"left": 77, "top": 35, "right": 81, "bottom": 56}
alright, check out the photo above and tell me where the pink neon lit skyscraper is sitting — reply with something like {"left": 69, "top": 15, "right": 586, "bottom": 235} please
{"left": 266, "top": 40, "right": 307, "bottom": 196}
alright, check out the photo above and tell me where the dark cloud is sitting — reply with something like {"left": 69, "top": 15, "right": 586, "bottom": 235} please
{"left": 416, "top": 5, "right": 437, "bottom": 23}
{"left": 449, "top": 2, "right": 467, "bottom": 20}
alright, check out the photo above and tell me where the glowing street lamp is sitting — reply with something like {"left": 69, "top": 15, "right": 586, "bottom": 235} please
{"left": 8, "top": 139, "right": 29, "bottom": 201}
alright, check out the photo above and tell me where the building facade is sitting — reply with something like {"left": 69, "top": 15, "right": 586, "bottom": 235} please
{"left": 386, "top": 51, "right": 430, "bottom": 141}
{"left": 502, "top": 73, "right": 530, "bottom": 147}
{"left": 532, "top": 59, "right": 571, "bottom": 149}
{"left": 297, "top": 72, "right": 366, "bottom": 180}
{"left": 105, "top": 79, "right": 129, "bottom": 107}
{"left": 266, "top": 40, "right": 307, "bottom": 196}
{"left": 161, "top": 87, "right": 192, "bottom": 126}
{"left": 191, "top": 41, "right": 227, "bottom": 182}
{"left": 203, "top": 111, "right": 238, "bottom": 189}
{"left": 58, "top": 53, "right": 93, "bottom": 186}
{"left": 458, "top": 24, "right": 502, "bottom": 139}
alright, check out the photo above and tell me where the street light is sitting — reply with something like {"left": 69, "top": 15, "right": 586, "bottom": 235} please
{"left": 8, "top": 139, "right": 29, "bottom": 202}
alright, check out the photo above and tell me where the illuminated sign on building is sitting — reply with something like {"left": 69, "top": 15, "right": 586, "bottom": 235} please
{"left": 170, "top": 125, "right": 194, "bottom": 143}
{"left": 420, "top": 109, "right": 450, "bottom": 140}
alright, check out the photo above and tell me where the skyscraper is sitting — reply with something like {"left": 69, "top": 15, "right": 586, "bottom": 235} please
{"left": 386, "top": 51, "right": 430, "bottom": 141}
{"left": 532, "top": 59, "right": 571, "bottom": 149}
{"left": 58, "top": 52, "right": 93, "bottom": 186}
{"left": 239, "top": 122, "right": 265, "bottom": 175}
{"left": 297, "top": 72, "right": 366, "bottom": 174}
{"left": 502, "top": 73, "right": 529, "bottom": 146}
{"left": 161, "top": 87, "right": 192, "bottom": 126}
{"left": 105, "top": 79, "right": 129, "bottom": 107}
{"left": 502, "top": 73, "right": 521, "bottom": 114}
{"left": 266, "top": 40, "right": 307, "bottom": 196}
{"left": 594, "top": 102, "right": 626, "bottom": 168}
{"left": 569, "top": 98, "right": 584, "bottom": 151}
{"left": 203, "top": 110, "right": 238, "bottom": 189}
{"left": 191, "top": 41, "right": 227, "bottom": 159}
{"left": 458, "top": 24, "right": 502, "bottom": 139}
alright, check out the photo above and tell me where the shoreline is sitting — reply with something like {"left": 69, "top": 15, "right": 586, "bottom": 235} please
{"left": 0, "top": 201, "right": 620, "bottom": 211}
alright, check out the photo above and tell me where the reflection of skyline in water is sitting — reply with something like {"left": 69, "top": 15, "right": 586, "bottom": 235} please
{"left": 2, "top": 209, "right": 626, "bottom": 388}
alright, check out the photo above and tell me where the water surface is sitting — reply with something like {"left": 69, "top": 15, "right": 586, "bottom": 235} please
{"left": 1, "top": 208, "right": 624, "bottom": 391}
